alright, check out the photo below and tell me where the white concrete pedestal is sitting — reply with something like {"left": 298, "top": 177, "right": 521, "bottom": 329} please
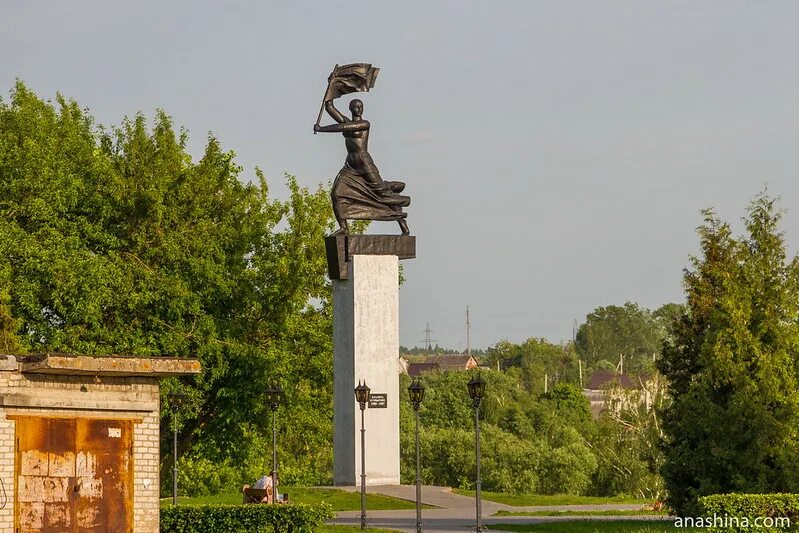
{"left": 333, "top": 254, "right": 400, "bottom": 486}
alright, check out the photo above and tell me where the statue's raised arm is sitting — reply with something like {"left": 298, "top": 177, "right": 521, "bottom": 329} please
{"left": 313, "top": 64, "right": 411, "bottom": 236}
{"left": 323, "top": 100, "right": 349, "bottom": 124}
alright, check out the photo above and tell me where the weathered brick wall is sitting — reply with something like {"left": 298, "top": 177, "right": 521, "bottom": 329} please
{"left": 133, "top": 408, "right": 161, "bottom": 531}
{"left": 0, "top": 370, "right": 162, "bottom": 532}
{"left": 0, "top": 414, "right": 14, "bottom": 533}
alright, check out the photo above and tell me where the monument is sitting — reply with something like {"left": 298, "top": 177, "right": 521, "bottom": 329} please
{"left": 315, "top": 63, "right": 415, "bottom": 485}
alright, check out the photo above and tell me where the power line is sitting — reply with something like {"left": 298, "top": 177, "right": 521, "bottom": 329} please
{"left": 419, "top": 323, "right": 437, "bottom": 351}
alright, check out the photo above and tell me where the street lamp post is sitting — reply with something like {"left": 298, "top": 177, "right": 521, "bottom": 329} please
{"left": 167, "top": 392, "right": 186, "bottom": 506}
{"left": 354, "top": 380, "right": 371, "bottom": 530}
{"left": 467, "top": 374, "right": 486, "bottom": 533}
{"left": 408, "top": 378, "right": 426, "bottom": 533}
{"left": 265, "top": 384, "right": 284, "bottom": 504}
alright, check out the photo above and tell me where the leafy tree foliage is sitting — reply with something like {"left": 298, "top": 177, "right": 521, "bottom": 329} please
{"left": 658, "top": 195, "right": 799, "bottom": 513}
{"left": 400, "top": 345, "right": 487, "bottom": 356}
{"left": 0, "top": 82, "right": 337, "bottom": 487}
{"left": 588, "top": 376, "right": 667, "bottom": 500}
{"left": 401, "top": 339, "right": 663, "bottom": 497}
{"left": 576, "top": 302, "right": 678, "bottom": 375}
{"left": 0, "top": 265, "right": 23, "bottom": 354}
{"left": 541, "top": 383, "right": 593, "bottom": 432}
{"left": 399, "top": 371, "right": 596, "bottom": 494}
{"left": 485, "top": 337, "right": 579, "bottom": 393}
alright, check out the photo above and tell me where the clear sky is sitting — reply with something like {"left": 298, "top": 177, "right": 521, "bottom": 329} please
{"left": 3, "top": 1, "right": 798, "bottom": 350}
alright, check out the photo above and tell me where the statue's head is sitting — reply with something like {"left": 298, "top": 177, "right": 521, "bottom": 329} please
{"left": 349, "top": 99, "right": 363, "bottom": 117}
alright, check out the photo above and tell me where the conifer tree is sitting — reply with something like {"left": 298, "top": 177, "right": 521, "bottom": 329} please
{"left": 658, "top": 194, "right": 799, "bottom": 513}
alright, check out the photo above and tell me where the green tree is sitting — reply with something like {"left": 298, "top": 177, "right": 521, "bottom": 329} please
{"left": 399, "top": 371, "right": 597, "bottom": 494}
{"left": 652, "top": 303, "right": 685, "bottom": 340}
{"left": 0, "top": 81, "right": 338, "bottom": 488}
{"left": 541, "top": 382, "right": 592, "bottom": 431}
{"left": 658, "top": 195, "right": 799, "bottom": 513}
{"left": 0, "top": 266, "right": 23, "bottom": 354}
{"left": 588, "top": 375, "right": 667, "bottom": 500}
{"left": 576, "top": 302, "right": 669, "bottom": 375}
{"left": 485, "top": 337, "right": 579, "bottom": 393}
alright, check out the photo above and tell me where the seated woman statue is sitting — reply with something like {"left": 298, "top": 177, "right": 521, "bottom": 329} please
{"left": 314, "top": 98, "right": 410, "bottom": 236}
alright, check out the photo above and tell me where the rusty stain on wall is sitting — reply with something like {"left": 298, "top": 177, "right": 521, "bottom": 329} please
{"left": 20, "top": 450, "right": 44, "bottom": 476}
{"left": 15, "top": 417, "right": 133, "bottom": 532}
{"left": 18, "top": 502, "right": 44, "bottom": 529}
{"left": 48, "top": 451, "right": 75, "bottom": 477}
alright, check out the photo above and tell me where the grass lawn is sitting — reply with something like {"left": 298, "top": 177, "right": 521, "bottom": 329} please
{"left": 160, "top": 486, "right": 420, "bottom": 511}
{"left": 494, "top": 510, "right": 666, "bottom": 517}
{"left": 453, "top": 490, "right": 649, "bottom": 507}
{"left": 486, "top": 520, "right": 702, "bottom": 532}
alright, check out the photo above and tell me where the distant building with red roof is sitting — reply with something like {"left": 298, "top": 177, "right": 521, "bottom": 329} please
{"left": 407, "top": 362, "right": 440, "bottom": 376}
{"left": 402, "top": 354, "right": 479, "bottom": 376}
{"left": 583, "top": 371, "right": 652, "bottom": 418}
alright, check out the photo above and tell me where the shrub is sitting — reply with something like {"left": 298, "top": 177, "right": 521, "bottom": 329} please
{"left": 415, "top": 427, "right": 476, "bottom": 489}
{"left": 589, "top": 415, "right": 664, "bottom": 500}
{"left": 538, "top": 427, "right": 597, "bottom": 495}
{"left": 696, "top": 494, "right": 799, "bottom": 532}
{"left": 160, "top": 503, "right": 334, "bottom": 533}
{"left": 480, "top": 425, "right": 541, "bottom": 493}
{"left": 176, "top": 456, "right": 240, "bottom": 497}
{"left": 400, "top": 404, "right": 598, "bottom": 494}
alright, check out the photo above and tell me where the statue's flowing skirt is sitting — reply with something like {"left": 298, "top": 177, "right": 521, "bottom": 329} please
{"left": 332, "top": 167, "right": 410, "bottom": 221}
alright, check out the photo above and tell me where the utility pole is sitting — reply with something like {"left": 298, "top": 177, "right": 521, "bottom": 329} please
{"left": 574, "top": 319, "right": 582, "bottom": 387}
{"left": 466, "top": 306, "right": 471, "bottom": 357}
{"left": 419, "top": 323, "right": 437, "bottom": 352}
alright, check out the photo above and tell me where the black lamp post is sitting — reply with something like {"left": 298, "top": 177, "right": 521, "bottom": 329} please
{"left": 408, "top": 378, "right": 426, "bottom": 533}
{"left": 354, "top": 380, "right": 371, "bottom": 530}
{"left": 467, "top": 374, "right": 486, "bottom": 532}
{"left": 167, "top": 392, "right": 186, "bottom": 506}
{"left": 265, "top": 383, "right": 283, "bottom": 504}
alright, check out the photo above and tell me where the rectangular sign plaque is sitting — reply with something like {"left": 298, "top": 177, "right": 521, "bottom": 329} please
{"left": 368, "top": 393, "right": 387, "bottom": 409}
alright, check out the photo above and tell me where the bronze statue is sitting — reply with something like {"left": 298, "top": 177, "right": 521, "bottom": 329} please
{"left": 314, "top": 64, "right": 410, "bottom": 235}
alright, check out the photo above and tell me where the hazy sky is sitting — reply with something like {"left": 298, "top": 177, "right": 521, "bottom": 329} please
{"left": 3, "top": 1, "right": 798, "bottom": 350}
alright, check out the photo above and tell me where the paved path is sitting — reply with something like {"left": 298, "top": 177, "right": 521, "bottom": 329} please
{"left": 328, "top": 485, "right": 667, "bottom": 532}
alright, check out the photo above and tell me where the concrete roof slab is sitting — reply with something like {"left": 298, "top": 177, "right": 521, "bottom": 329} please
{"left": 19, "top": 354, "right": 201, "bottom": 377}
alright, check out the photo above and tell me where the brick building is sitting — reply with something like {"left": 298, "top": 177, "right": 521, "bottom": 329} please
{"left": 0, "top": 353, "right": 200, "bottom": 532}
